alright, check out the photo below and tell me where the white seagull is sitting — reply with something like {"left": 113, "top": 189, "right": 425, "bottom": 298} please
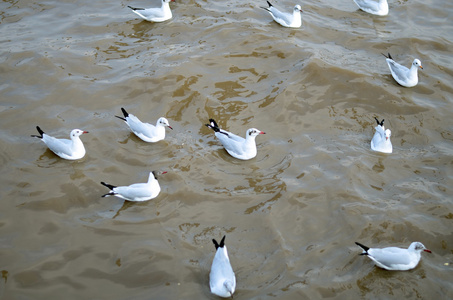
{"left": 100, "top": 171, "right": 166, "bottom": 201}
{"left": 116, "top": 107, "right": 172, "bottom": 143}
{"left": 31, "top": 126, "right": 88, "bottom": 160}
{"left": 355, "top": 241, "right": 431, "bottom": 271}
{"left": 210, "top": 236, "right": 236, "bottom": 298}
{"left": 383, "top": 53, "right": 423, "bottom": 87}
{"left": 205, "top": 119, "right": 265, "bottom": 160}
{"left": 370, "top": 117, "right": 392, "bottom": 154}
{"left": 261, "top": 1, "right": 303, "bottom": 28}
{"left": 127, "top": 0, "right": 174, "bottom": 22}
{"left": 353, "top": 0, "right": 388, "bottom": 16}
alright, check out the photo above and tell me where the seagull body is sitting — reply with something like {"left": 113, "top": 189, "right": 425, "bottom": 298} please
{"left": 31, "top": 126, "right": 88, "bottom": 160}
{"left": 371, "top": 117, "right": 392, "bottom": 153}
{"left": 262, "top": 1, "right": 302, "bottom": 28}
{"left": 205, "top": 119, "right": 265, "bottom": 160}
{"left": 100, "top": 171, "right": 165, "bottom": 201}
{"left": 383, "top": 53, "right": 423, "bottom": 87}
{"left": 116, "top": 107, "right": 172, "bottom": 143}
{"left": 210, "top": 236, "right": 236, "bottom": 298}
{"left": 355, "top": 241, "right": 431, "bottom": 271}
{"left": 353, "top": 0, "right": 388, "bottom": 16}
{"left": 128, "top": 0, "right": 174, "bottom": 22}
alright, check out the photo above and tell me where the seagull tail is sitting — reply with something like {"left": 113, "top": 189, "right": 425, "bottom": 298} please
{"left": 212, "top": 238, "right": 220, "bottom": 250}
{"left": 127, "top": 5, "right": 145, "bottom": 11}
{"left": 205, "top": 118, "right": 221, "bottom": 133}
{"left": 219, "top": 235, "right": 226, "bottom": 248}
{"left": 31, "top": 126, "right": 45, "bottom": 138}
{"left": 115, "top": 107, "right": 128, "bottom": 121}
{"left": 101, "top": 181, "right": 117, "bottom": 190}
{"left": 374, "top": 117, "right": 384, "bottom": 126}
{"left": 382, "top": 52, "right": 392, "bottom": 60}
{"left": 355, "top": 242, "right": 370, "bottom": 255}
{"left": 260, "top": 1, "right": 272, "bottom": 11}
{"left": 212, "top": 235, "right": 226, "bottom": 250}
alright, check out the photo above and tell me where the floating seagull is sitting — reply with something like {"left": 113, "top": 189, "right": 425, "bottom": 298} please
{"left": 383, "top": 53, "right": 423, "bottom": 87}
{"left": 100, "top": 171, "right": 166, "bottom": 201}
{"left": 261, "top": 1, "right": 303, "bottom": 28}
{"left": 353, "top": 0, "right": 388, "bottom": 16}
{"left": 355, "top": 241, "right": 431, "bottom": 271}
{"left": 127, "top": 0, "right": 174, "bottom": 22}
{"left": 205, "top": 119, "right": 265, "bottom": 160}
{"left": 371, "top": 117, "right": 392, "bottom": 154}
{"left": 31, "top": 126, "right": 88, "bottom": 160}
{"left": 210, "top": 236, "right": 236, "bottom": 298}
{"left": 116, "top": 107, "right": 172, "bottom": 143}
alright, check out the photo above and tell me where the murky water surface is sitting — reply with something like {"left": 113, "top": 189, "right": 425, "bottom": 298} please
{"left": 1, "top": 0, "right": 452, "bottom": 299}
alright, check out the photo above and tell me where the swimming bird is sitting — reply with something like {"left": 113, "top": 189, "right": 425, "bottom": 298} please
{"left": 210, "top": 236, "right": 236, "bottom": 298}
{"left": 371, "top": 117, "right": 392, "bottom": 154}
{"left": 127, "top": 0, "right": 174, "bottom": 22}
{"left": 383, "top": 53, "right": 423, "bottom": 87}
{"left": 355, "top": 241, "right": 431, "bottom": 271}
{"left": 205, "top": 119, "right": 265, "bottom": 160}
{"left": 100, "top": 171, "right": 166, "bottom": 201}
{"left": 31, "top": 126, "right": 88, "bottom": 160}
{"left": 116, "top": 107, "right": 172, "bottom": 143}
{"left": 261, "top": 1, "right": 302, "bottom": 28}
{"left": 353, "top": 0, "right": 388, "bottom": 16}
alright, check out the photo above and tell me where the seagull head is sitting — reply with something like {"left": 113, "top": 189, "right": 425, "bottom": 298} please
{"left": 151, "top": 170, "right": 167, "bottom": 180}
{"left": 410, "top": 242, "right": 431, "bottom": 253}
{"left": 158, "top": 117, "right": 173, "bottom": 130}
{"left": 71, "top": 129, "right": 89, "bottom": 138}
{"left": 413, "top": 59, "right": 423, "bottom": 70}
{"left": 384, "top": 129, "right": 391, "bottom": 140}
{"left": 294, "top": 5, "right": 303, "bottom": 13}
{"left": 247, "top": 128, "right": 266, "bottom": 137}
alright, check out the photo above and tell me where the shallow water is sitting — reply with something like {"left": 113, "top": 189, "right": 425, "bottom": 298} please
{"left": 0, "top": 0, "right": 452, "bottom": 299}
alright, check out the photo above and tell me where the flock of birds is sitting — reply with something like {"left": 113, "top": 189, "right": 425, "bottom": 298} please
{"left": 29, "top": 0, "right": 431, "bottom": 298}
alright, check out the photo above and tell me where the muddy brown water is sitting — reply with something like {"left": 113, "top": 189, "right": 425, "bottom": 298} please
{"left": 0, "top": 0, "right": 452, "bottom": 299}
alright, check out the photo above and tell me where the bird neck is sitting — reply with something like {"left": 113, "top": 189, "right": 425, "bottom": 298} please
{"left": 245, "top": 134, "right": 257, "bottom": 143}
{"left": 162, "top": 1, "right": 171, "bottom": 11}
{"left": 71, "top": 136, "right": 84, "bottom": 149}
{"left": 224, "top": 281, "right": 234, "bottom": 295}
{"left": 410, "top": 64, "right": 419, "bottom": 75}
{"left": 147, "top": 172, "right": 157, "bottom": 183}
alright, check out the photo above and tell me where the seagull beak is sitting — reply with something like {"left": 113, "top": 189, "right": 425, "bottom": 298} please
{"left": 83, "top": 131, "right": 89, "bottom": 134}
{"left": 386, "top": 137, "right": 388, "bottom": 140}
{"left": 420, "top": 65, "right": 423, "bottom": 69}
{"left": 168, "top": 126, "right": 173, "bottom": 130}
{"left": 424, "top": 249, "right": 432, "bottom": 253}
{"left": 260, "top": 131, "right": 266, "bottom": 135}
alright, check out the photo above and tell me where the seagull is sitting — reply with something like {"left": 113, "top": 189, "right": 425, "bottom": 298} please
{"left": 205, "top": 119, "right": 265, "bottom": 160}
{"left": 353, "top": 0, "right": 388, "bottom": 16}
{"left": 100, "top": 171, "right": 166, "bottom": 201}
{"left": 210, "top": 236, "right": 236, "bottom": 298}
{"left": 31, "top": 126, "right": 88, "bottom": 160}
{"left": 371, "top": 117, "right": 392, "bottom": 154}
{"left": 355, "top": 241, "right": 431, "bottom": 271}
{"left": 127, "top": 0, "right": 174, "bottom": 22}
{"left": 383, "top": 53, "right": 423, "bottom": 87}
{"left": 115, "top": 107, "right": 172, "bottom": 143}
{"left": 261, "top": 1, "right": 303, "bottom": 28}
